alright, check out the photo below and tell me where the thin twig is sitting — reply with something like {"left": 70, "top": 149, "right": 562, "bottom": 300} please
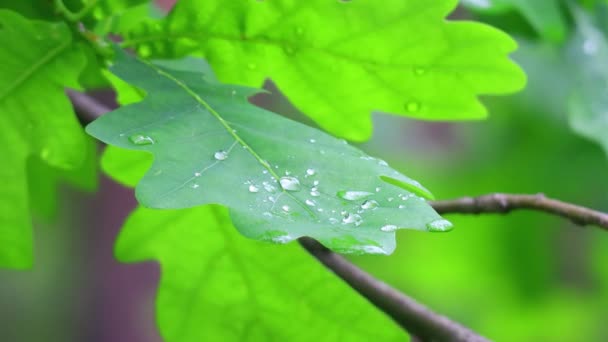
{"left": 299, "top": 237, "right": 489, "bottom": 342}
{"left": 70, "top": 91, "right": 489, "bottom": 341}
{"left": 431, "top": 193, "right": 608, "bottom": 230}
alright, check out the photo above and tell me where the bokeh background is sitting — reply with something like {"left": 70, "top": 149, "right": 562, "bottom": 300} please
{"left": 1, "top": 1, "right": 607, "bottom": 341}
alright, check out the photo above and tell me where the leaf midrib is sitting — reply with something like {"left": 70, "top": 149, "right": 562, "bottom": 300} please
{"left": 142, "top": 60, "right": 317, "bottom": 218}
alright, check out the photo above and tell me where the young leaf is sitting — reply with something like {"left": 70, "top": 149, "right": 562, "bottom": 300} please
{"left": 88, "top": 49, "right": 449, "bottom": 255}
{"left": 117, "top": 205, "right": 407, "bottom": 341}
{"left": 118, "top": 0, "right": 526, "bottom": 140}
{"left": 0, "top": 10, "right": 90, "bottom": 268}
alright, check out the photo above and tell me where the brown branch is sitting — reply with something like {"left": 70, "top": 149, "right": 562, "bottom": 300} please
{"left": 299, "top": 237, "right": 489, "bottom": 342}
{"left": 431, "top": 193, "right": 608, "bottom": 230}
{"left": 70, "top": 91, "right": 488, "bottom": 341}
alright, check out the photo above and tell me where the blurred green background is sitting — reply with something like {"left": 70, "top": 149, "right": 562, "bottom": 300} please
{"left": 1, "top": 1, "right": 608, "bottom": 341}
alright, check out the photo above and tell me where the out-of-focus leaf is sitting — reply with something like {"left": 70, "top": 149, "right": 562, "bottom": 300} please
{"left": 116, "top": 204, "right": 407, "bottom": 341}
{"left": 0, "top": 10, "right": 89, "bottom": 268}
{"left": 566, "top": 7, "right": 608, "bottom": 156}
{"left": 88, "top": 49, "right": 449, "bottom": 256}
{"left": 462, "top": 0, "right": 567, "bottom": 43}
{"left": 118, "top": 0, "right": 525, "bottom": 141}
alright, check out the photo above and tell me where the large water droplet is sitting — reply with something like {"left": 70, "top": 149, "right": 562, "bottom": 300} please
{"left": 248, "top": 184, "right": 260, "bottom": 193}
{"left": 280, "top": 176, "right": 301, "bottom": 191}
{"left": 214, "top": 150, "right": 228, "bottom": 160}
{"left": 404, "top": 101, "right": 420, "bottom": 113}
{"left": 380, "top": 224, "right": 398, "bottom": 232}
{"left": 426, "top": 219, "right": 453, "bottom": 232}
{"left": 129, "top": 134, "right": 155, "bottom": 145}
{"left": 306, "top": 168, "right": 316, "bottom": 176}
{"left": 337, "top": 190, "right": 373, "bottom": 201}
{"left": 342, "top": 212, "right": 362, "bottom": 225}
{"left": 361, "top": 199, "right": 378, "bottom": 210}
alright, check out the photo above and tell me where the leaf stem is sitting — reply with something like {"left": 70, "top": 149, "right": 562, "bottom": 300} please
{"left": 54, "top": 0, "right": 99, "bottom": 22}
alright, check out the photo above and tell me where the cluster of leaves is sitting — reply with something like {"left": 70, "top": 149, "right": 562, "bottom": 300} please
{"left": 0, "top": 0, "right": 527, "bottom": 340}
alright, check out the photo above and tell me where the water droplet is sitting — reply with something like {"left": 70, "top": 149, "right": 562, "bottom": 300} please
{"left": 194, "top": 172, "right": 201, "bottom": 177}
{"left": 309, "top": 138, "right": 316, "bottom": 143}
{"left": 248, "top": 184, "right": 260, "bottom": 193}
{"left": 305, "top": 199, "right": 316, "bottom": 206}
{"left": 317, "top": 208, "right": 324, "bottom": 212}
{"left": 268, "top": 196, "right": 276, "bottom": 202}
{"left": 329, "top": 217, "right": 339, "bottom": 224}
{"left": 272, "top": 234, "right": 292, "bottom": 243}
{"left": 263, "top": 211, "right": 272, "bottom": 217}
{"left": 214, "top": 150, "right": 228, "bottom": 160}
{"left": 129, "top": 134, "right": 155, "bottom": 145}
{"left": 388, "top": 197, "right": 394, "bottom": 202}
{"left": 361, "top": 199, "right": 378, "bottom": 210}
{"left": 337, "top": 190, "right": 373, "bottom": 201}
{"left": 405, "top": 101, "right": 420, "bottom": 113}
{"left": 310, "top": 189, "right": 320, "bottom": 197}
{"left": 295, "top": 26, "right": 304, "bottom": 35}
{"left": 306, "top": 168, "right": 316, "bottom": 176}
{"left": 262, "top": 170, "right": 268, "bottom": 174}
{"left": 279, "top": 176, "right": 301, "bottom": 191}
{"left": 282, "top": 205, "right": 290, "bottom": 212}
{"left": 313, "top": 180, "right": 319, "bottom": 186}
{"left": 381, "top": 224, "right": 398, "bottom": 232}
{"left": 375, "top": 187, "right": 381, "bottom": 192}
{"left": 247, "top": 62, "right": 257, "bottom": 70}
{"left": 378, "top": 159, "right": 388, "bottom": 166}
{"left": 398, "top": 204, "right": 405, "bottom": 209}
{"left": 191, "top": 183, "right": 199, "bottom": 189}
{"left": 414, "top": 67, "right": 427, "bottom": 75}
{"left": 262, "top": 181, "right": 276, "bottom": 193}
{"left": 342, "top": 213, "right": 362, "bottom": 226}
{"left": 426, "top": 219, "right": 453, "bottom": 232}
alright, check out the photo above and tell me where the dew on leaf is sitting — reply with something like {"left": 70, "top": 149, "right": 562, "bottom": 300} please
{"left": 378, "top": 159, "right": 388, "bottom": 167}
{"left": 191, "top": 183, "right": 199, "bottom": 189}
{"left": 262, "top": 181, "right": 276, "bottom": 193}
{"left": 129, "top": 134, "right": 155, "bottom": 145}
{"left": 194, "top": 172, "right": 201, "bottom": 177}
{"left": 375, "top": 187, "right": 381, "bottom": 192}
{"left": 380, "top": 224, "right": 398, "bottom": 232}
{"left": 404, "top": 101, "right": 420, "bottom": 113}
{"left": 272, "top": 234, "right": 293, "bottom": 243}
{"left": 337, "top": 190, "right": 373, "bottom": 201}
{"left": 309, "top": 138, "right": 316, "bottom": 143}
{"left": 310, "top": 188, "right": 320, "bottom": 197}
{"left": 306, "top": 168, "right": 316, "bottom": 176}
{"left": 426, "top": 219, "right": 453, "bottom": 232}
{"left": 388, "top": 197, "right": 394, "bottom": 202}
{"left": 248, "top": 184, "right": 260, "bottom": 193}
{"left": 305, "top": 199, "right": 316, "bottom": 206}
{"left": 329, "top": 217, "right": 339, "bottom": 224}
{"left": 279, "top": 176, "right": 301, "bottom": 191}
{"left": 398, "top": 204, "right": 405, "bottom": 209}
{"left": 282, "top": 205, "right": 290, "bottom": 212}
{"left": 342, "top": 213, "right": 362, "bottom": 225}
{"left": 361, "top": 199, "right": 378, "bottom": 210}
{"left": 313, "top": 180, "right": 319, "bottom": 186}
{"left": 214, "top": 150, "right": 228, "bottom": 160}
{"left": 262, "top": 212, "right": 272, "bottom": 217}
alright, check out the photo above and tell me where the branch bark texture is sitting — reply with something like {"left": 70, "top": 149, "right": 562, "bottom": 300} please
{"left": 431, "top": 193, "right": 608, "bottom": 230}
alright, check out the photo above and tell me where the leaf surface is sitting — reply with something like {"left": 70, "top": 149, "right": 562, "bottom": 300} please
{"left": 117, "top": 205, "right": 407, "bottom": 341}
{"left": 89, "top": 50, "right": 449, "bottom": 255}
{"left": 0, "top": 10, "right": 90, "bottom": 268}
{"left": 118, "top": 0, "right": 526, "bottom": 140}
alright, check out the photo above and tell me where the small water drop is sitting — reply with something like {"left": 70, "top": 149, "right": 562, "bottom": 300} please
{"left": 262, "top": 170, "right": 268, "bottom": 174}
{"left": 129, "top": 134, "right": 155, "bottom": 145}
{"left": 375, "top": 187, "right": 381, "bottom": 192}
{"left": 310, "top": 188, "right": 320, "bottom": 197}
{"left": 405, "top": 101, "right": 420, "bottom": 113}
{"left": 248, "top": 184, "right": 260, "bottom": 193}
{"left": 214, "top": 150, "right": 228, "bottom": 160}
{"left": 306, "top": 168, "right": 316, "bottom": 176}
{"left": 309, "top": 138, "right": 316, "bottom": 143}
{"left": 317, "top": 208, "right": 324, "bottom": 212}
{"left": 388, "top": 197, "right": 394, "bottom": 202}
{"left": 361, "top": 199, "right": 378, "bottom": 210}
{"left": 342, "top": 213, "right": 362, "bottom": 225}
{"left": 414, "top": 67, "right": 427, "bottom": 75}
{"left": 262, "top": 181, "right": 276, "bottom": 193}
{"left": 194, "top": 172, "right": 201, "bottom": 177}
{"left": 268, "top": 196, "right": 276, "bottom": 202}
{"left": 583, "top": 38, "right": 598, "bottom": 55}
{"left": 380, "top": 224, "right": 398, "bottom": 232}
{"left": 231, "top": 90, "right": 237, "bottom": 96}
{"left": 398, "top": 204, "right": 405, "bottom": 209}
{"left": 337, "top": 190, "right": 373, "bottom": 201}
{"left": 426, "top": 219, "right": 453, "bottom": 232}
{"left": 305, "top": 199, "right": 316, "bottom": 206}
{"left": 263, "top": 212, "right": 272, "bottom": 217}
{"left": 279, "top": 176, "right": 301, "bottom": 191}
{"left": 282, "top": 205, "right": 290, "bottom": 212}
{"left": 191, "top": 183, "right": 200, "bottom": 189}
{"left": 313, "top": 180, "right": 319, "bottom": 186}
{"left": 320, "top": 150, "right": 326, "bottom": 154}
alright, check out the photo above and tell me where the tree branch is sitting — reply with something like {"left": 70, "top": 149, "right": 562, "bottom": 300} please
{"left": 299, "top": 237, "right": 489, "bottom": 341}
{"left": 431, "top": 193, "right": 608, "bottom": 230}
{"left": 69, "top": 90, "right": 489, "bottom": 341}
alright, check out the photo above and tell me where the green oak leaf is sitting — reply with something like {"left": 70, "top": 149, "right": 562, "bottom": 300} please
{"left": 0, "top": 10, "right": 90, "bottom": 268}
{"left": 566, "top": 7, "right": 608, "bottom": 156}
{"left": 118, "top": 0, "right": 526, "bottom": 141}
{"left": 117, "top": 205, "right": 407, "bottom": 341}
{"left": 88, "top": 49, "right": 449, "bottom": 255}
{"left": 462, "top": 0, "right": 567, "bottom": 43}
